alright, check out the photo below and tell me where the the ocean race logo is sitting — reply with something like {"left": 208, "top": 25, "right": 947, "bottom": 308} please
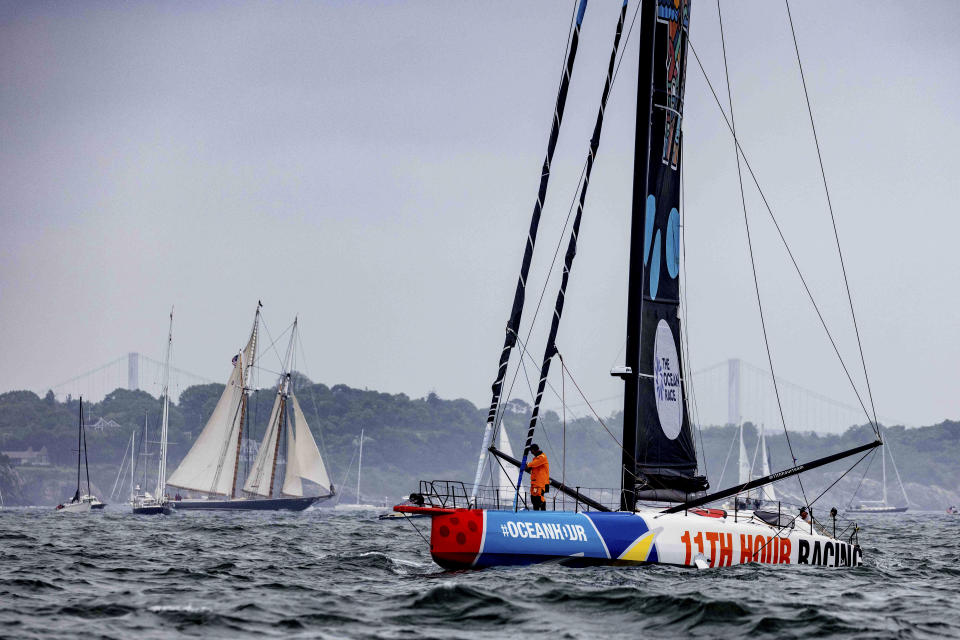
{"left": 653, "top": 319, "right": 683, "bottom": 439}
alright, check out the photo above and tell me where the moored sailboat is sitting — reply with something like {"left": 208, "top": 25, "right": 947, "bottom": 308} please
{"left": 167, "top": 309, "right": 335, "bottom": 511}
{"left": 847, "top": 426, "right": 909, "bottom": 514}
{"left": 56, "top": 397, "right": 105, "bottom": 512}
{"left": 396, "top": 0, "right": 883, "bottom": 570}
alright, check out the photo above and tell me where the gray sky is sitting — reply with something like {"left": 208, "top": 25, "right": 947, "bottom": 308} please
{"left": 1, "top": 1, "right": 958, "bottom": 428}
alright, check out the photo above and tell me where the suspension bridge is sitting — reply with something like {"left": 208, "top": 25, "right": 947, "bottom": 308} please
{"left": 688, "top": 359, "right": 901, "bottom": 434}
{"left": 48, "top": 353, "right": 214, "bottom": 402}
{"left": 550, "top": 358, "right": 900, "bottom": 435}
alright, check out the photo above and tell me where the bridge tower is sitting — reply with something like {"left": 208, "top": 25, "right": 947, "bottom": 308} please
{"left": 727, "top": 358, "right": 741, "bottom": 427}
{"left": 127, "top": 352, "right": 139, "bottom": 391}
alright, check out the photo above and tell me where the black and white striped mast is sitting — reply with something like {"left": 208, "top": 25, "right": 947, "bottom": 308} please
{"left": 469, "top": 0, "right": 590, "bottom": 502}
{"left": 511, "top": 0, "right": 630, "bottom": 511}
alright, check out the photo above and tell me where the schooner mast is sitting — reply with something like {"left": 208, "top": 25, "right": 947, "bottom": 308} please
{"left": 166, "top": 303, "right": 260, "bottom": 497}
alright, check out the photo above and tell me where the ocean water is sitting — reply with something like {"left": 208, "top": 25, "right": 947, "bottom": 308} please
{"left": 0, "top": 507, "right": 957, "bottom": 639}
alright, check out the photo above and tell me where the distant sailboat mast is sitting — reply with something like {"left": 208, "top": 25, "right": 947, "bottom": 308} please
{"left": 166, "top": 303, "right": 259, "bottom": 497}
{"left": 155, "top": 308, "right": 173, "bottom": 501}
{"left": 357, "top": 428, "right": 364, "bottom": 505}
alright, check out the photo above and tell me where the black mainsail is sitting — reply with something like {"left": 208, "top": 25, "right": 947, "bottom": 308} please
{"left": 621, "top": 0, "right": 706, "bottom": 510}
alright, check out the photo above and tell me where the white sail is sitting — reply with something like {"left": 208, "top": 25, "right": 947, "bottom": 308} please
{"left": 496, "top": 426, "right": 526, "bottom": 506}
{"left": 243, "top": 392, "right": 283, "bottom": 497}
{"left": 759, "top": 426, "right": 776, "bottom": 503}
{"left": 166, "top": 309, "right": 258, "bottom": 496}
{"left": 166, "top": 358, "right": 246, "bottom": 495}
{"left": 282, "top": 394, "right": 331, "bottom": 497}
{"left": 737, "top": 424, "right": 750, "bottom": 485}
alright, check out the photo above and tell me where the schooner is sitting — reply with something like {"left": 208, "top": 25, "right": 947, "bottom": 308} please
{"left": 167, "top": 306, "right": 335, "bottom": 511}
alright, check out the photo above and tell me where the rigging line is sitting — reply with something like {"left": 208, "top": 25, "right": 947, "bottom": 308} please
{"left": 715, "top": 426, "right": 738, "bottom": 491}
{"left": 687, "top": 38, "right": 875, "bottom": 430}
{"left": 294, "top": 329, "right": 334, "bottom": 480}
{"left": 254, "top": 317, "right": 294, "bottom": 381}
{"left": 508, "top": 329, "right": 609, "bottom": 458}
{"left": 751, "top": 446, "right": 875, "bottom": 560}
{"left": 494, "top": 158, "right": 589, "bottom": 439}
{"left": 401, "top": 511, "right": 431, "bottom": 545}
{"left": 333, "top": 441, "right": 359, "bottom": 506}
{"left": 845, "top": 446, "right": 878, "bottom": 509}
{"left": 611, "top": 0, "right": 643, "bottom": 84}
{"left": 785, "top": 0, "right": 879, "bottom": 436}
{"left": 680, "top": 139, "right": 708, "bottom": 480}
{"left": 557, "top": 353, "right": 634, "bottom": 464}
{"left": 880, "top": 429, "right": 910, "bottom": 505}
{"left": 716, "top": 0, "right": 808, "bottom": 509}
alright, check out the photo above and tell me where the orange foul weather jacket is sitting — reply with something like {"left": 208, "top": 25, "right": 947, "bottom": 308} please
{"left": 527, "top": 453, "right": 550, "bottom": 496}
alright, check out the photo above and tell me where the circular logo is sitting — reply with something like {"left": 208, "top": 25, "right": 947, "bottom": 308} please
{"left": 653, "top": 319, "right": 683, "bottom": 440}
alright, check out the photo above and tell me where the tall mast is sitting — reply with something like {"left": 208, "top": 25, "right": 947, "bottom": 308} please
{"left": 881, "top": 439, "right": 887, "bottom": 505}
{"left": 155, "top": 307, "right": 173, "bottom": 500}
{"left": 268, "top": 319, "right": 297, "bottom": 497}
{"left": 357, "top": 428, "right": 364, "bottom": 505}
{"left": 470, "top": 0, "right": 590, "bottom": 500}
{"left": 130, "top": 428, "right": 135, "bottom": 501}
{"left": 75, "top": 397, "right": 83, "bottom": 502}
{"left": 231, "top": 302, "right": 260, "bottom": 498}
{"left": 82, "top": 399, "right": 91, "bottom": 497}
{"left": 621, "top": 0, "right": 657, "bottom": 512}
{"left": 621, "top": 0, "right": 702, "bottom": 509}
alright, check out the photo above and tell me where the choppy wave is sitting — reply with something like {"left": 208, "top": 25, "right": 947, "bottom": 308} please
{"left": 0, "top": 508, "right": 956, "bottom": 638}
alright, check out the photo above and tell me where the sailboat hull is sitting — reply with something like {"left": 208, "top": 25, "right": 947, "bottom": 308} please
{"left": 170, "top": 495, "right": 329, "bottom": 512}
{"left": 847, "top": 506, "right": 907, "bottom": 514}
{"left": 396, "top": 507, "right": 862, "bottom": 570}
{"left": 133, "top": 504, "right": 173, "bottom": 515}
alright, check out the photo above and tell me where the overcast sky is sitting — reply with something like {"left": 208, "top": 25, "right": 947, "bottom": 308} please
{"left": 1, "top": 1, "right": 958, "bottom": 429}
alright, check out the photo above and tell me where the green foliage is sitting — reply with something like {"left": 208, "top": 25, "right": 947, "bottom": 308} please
{"left": 0, "top": 383, "right": 957, "bottom": 507}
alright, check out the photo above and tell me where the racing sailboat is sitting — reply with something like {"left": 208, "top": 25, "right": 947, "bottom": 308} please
{"left": 396, "top": 0, "right": 883, "bottom": 569}
{"left": 56, "top": 397, "right": 105, "bottom": 512}
{"left": 167, "top": 309, "right": 335, "bottom": 511}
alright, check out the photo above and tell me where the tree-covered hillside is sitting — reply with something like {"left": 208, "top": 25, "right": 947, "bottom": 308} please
{"left": 0, "top": 381, "right": 957, "bottom": 510}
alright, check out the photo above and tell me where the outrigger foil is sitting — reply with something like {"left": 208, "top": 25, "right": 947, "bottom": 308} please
{"left": 395, "top": 506, "right": 862, "bottom": 570}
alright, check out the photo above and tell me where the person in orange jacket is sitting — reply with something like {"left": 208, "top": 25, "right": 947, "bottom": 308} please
{"left": 525, "top": 444, "right": 550, "bottom": 511}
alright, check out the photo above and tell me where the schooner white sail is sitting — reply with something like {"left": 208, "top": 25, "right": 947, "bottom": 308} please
{"left": 167, "top": 308, "right": 334, "bottom": 511}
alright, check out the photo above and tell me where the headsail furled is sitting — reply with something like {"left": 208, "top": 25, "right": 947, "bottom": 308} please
{"left": 621, "top": 0, "right": 706, "bottom": 509}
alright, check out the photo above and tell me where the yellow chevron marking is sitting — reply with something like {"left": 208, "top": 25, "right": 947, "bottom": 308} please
{"left": 617, "top": 531, "right": 658, "bottom": 563}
